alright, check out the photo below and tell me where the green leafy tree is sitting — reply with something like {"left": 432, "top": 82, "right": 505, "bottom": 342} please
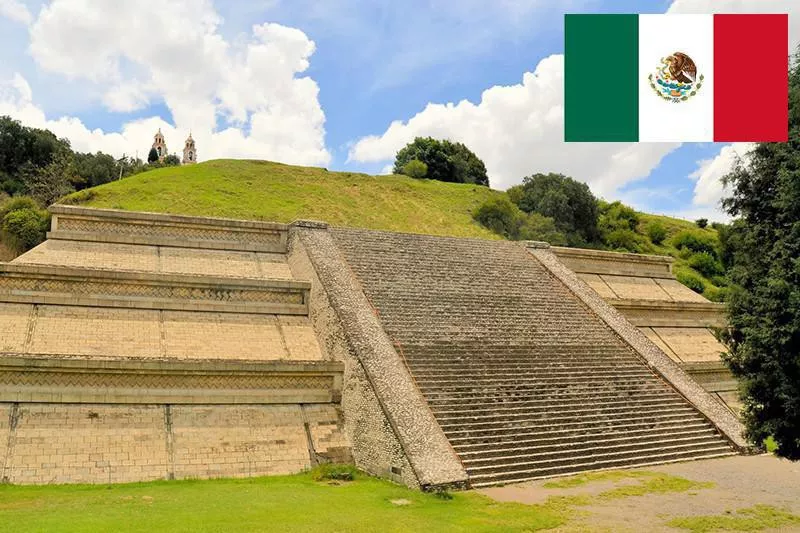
{"left": 164, "top": 154, "right": 181, "bottom": 166}
{"left": 473, "top": 196, "right": 567, "bottom": 244}
{"left": 147, "top": 147, "right": 159, "bottom": 163}
{"left": 695, "top": 218, "right": 709, "bottom": 228}
{"left": 508, "top": 173, "right": 599, "bottom": 245}
{"left": 393, "top": 137, "right": 489, "bottom": 186}
{"left": 719, "top": 48, "right": 800, "bottom": 459}
{"left": 400, "top": 159, "right": 428, "bottom": 179}
{"left": 24, "top": 152, "right": 75, "bottom": 205}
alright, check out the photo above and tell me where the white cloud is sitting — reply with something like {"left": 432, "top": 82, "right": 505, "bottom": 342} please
{"left": 0, "top": 71, "right": 326, "bottom": 165}
{"left": 17, "top": 0, "right": 329, "bottom": 166}
{"left": 689, "top": 142, "right": 753, "bottom": 206}
{"left": 0, "top": 0, "right": 32, "bottom": 25}
{"left": 349, "top": 54, "right": 679, "bottom": 193}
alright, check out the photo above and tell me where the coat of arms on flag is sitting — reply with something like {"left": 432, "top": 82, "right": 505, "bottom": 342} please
{"left": 648, "top": 52, "right": 705, "bottom": 103}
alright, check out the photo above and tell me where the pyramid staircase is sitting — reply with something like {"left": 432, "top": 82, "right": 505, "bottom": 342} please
{"left": 332, "top": 228, "right": 736, "bottom": 487}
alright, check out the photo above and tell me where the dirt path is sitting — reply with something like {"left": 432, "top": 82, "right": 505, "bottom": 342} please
{"left": 479, "top": 455, "right": 800, "bottom": 532}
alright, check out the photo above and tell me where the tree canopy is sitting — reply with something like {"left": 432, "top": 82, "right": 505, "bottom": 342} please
{"left": 507, "top": 173, "right": 600, "bottom": 245}
{"left": 393, "top": 137, "right": 489, "bottom": 186}
{"left": 720, "top": 49, "right": 800, "bottom": 459}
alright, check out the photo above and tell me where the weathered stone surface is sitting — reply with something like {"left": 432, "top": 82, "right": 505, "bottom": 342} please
{"left": 289, "top": 226, "right": 468, "bottom": 489}
{"left": 170, "top": 405, "right": 311, "bottom": 479}
{"left": 529, "top": 246, "right": 748, "bottom": 452}
{"left": 551, "top": 246, "right": 673, "bottom": 277}
{"left": 49, "top": 205, "right": 288, "bottom": 253}
{"left": 0, "top": 207, "right": 349, "bottom": 485}
{"left": 4, "top": 404, "right": 169, "bottom": 484}
{"left": 0, "top": 263, "right": 308, "bottom": 316}
{"left": 653, "top": 327, "right": 727, "bottom": 363}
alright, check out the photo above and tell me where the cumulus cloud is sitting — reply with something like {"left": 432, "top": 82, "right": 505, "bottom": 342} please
{"left": 11, "top": 0, "right": 329, "bottom": 166}
{"left": 349, "top": 55, "right": 679, "bottom": 193}
{"left": 689, "top": 142, "right": 753, "bottom": 206}
{"left": 0, "top": 0, "right": 31, "bottom": 25}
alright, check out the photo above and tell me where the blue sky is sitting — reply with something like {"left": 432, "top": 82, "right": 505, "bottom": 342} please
{"left": 0, "top": 0, "right": 795, "bottom": 220}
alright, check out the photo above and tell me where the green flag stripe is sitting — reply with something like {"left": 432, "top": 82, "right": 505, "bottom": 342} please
{"left": 565, "top": 14, "right": 639, "bottom": 142}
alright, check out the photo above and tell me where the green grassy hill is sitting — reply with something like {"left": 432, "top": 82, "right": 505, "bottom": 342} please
{"left": 62, "top": 159, "right": 725, "bottom": 300}
{"left": 64, "top": 159, "right": 502, "bottom": 239}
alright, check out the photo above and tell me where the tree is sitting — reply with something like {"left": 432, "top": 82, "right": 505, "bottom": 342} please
{"left": 400, "top": 159, "right": 428, "bottom": 179}
{"left": 164, "top": 154, "right": 181, "bottom": 166}
{"left": 508, "top": 173, "right": 600, "bottom": 245}
{"left": 24, "top": 152, "right": 75, "bottom": 205}
{"left": 147, "top": 147, "right": 159, "bottom": 163}
{"left": 472, "top": 196, "right": 567, "bottom": 244}
{"left": 393, "top": 137, "right": 489, "bottom": 186}
{"left": 719, "top": 48, "right": 800, "bottom": 459}
{"left": 695, "top": 218, "right": 709, "bottom": 228}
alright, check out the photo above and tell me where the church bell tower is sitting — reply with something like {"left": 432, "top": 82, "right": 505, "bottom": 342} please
{"left": 182, "top": 133, "right": 197, "bottom": 165}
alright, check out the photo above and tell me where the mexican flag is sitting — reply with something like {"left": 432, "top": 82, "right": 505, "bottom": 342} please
{"left": 564, "top": 14, "right": 788, "bottom": 142}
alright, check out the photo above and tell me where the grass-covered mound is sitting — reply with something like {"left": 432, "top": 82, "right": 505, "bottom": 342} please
{"left": 64, "top": 159, "right": 501, "bottom": 239}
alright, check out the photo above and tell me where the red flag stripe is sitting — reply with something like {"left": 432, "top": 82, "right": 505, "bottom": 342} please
{"left": 713, "top": 14, "right": 788, "bottom": 142}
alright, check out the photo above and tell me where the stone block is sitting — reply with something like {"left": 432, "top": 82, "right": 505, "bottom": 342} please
{"left": 171, "top": 405, "right": 311, "bottom": 479}
{"left": 5, "top": 404, "right": 168, "bottom": 484}
{"left": 652, "top": 327, "right": 727, "bottom": 363}
{"left": 163, "top": 311, "right": 288, "bottom": 361}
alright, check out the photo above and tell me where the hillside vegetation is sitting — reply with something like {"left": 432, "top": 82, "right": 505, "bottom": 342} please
{"left": 64, "top": 159, "right": 501, "bottom": 239}
{"left": 61, "top": 159, "right": 725, "bottom": 299}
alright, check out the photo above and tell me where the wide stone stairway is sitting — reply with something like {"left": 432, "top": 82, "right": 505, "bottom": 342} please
{"left": 332, "top": 229, "right": 736, "bottom": 487}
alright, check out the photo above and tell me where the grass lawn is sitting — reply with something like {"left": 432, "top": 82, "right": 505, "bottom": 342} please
{"left": 65, "top": 159, "right": 501, "bottom": 239}
{"left": 0, "top": 471, "right": 566, "bottom": 533}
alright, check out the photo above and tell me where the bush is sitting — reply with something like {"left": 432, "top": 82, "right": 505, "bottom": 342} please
{"left": 647, "top": 222, "right": 667, "bottom": 244}
{"left": 603, "top": 229, "right": 645, "bottom": 253}
{"left": 310, "top": 464, "right": 358, "bottom": 482}
{"left": 473, "top": 196, "right": 523, "bottom": 239}
{"left": 517, "top": 213, "right": 568, "bottom": 245}
{"left": 675, "top": 268, "right": 706, "bottom": 294}
{"left": 1, "top": 202, "right": 49, "bottom": 252}
{"left": 671, "top": 230, "right": 718, "bottom": 257}
{"left": 400, "top": 159, "right": 428, "bottom": 179}
{"left": 688, "top": 252, "right": 724, "bottom": 277}
{"left": 695, "top": 218, "right": 709, "bottom": 228}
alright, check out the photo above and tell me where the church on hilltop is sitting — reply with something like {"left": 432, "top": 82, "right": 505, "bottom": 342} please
{"left": 151, "top": 129, "right": 197, "bottom": 165}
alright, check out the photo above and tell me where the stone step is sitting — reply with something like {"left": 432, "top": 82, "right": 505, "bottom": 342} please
{"left": 410, "top": 362, "right": 650, "bottom": 373}
{"left": 405, "top": 351, "right": 643, "bottom": 362}
{"left": 439, "top": 406, "right": 700, "bottom": 433}
{"left": 454, "top": 424, "right": 718, "bottom": 456}
{"left": 428, "top": 390, "right": 681, "bottom": 412}
{"left": 418, "top": 377, "right": 667, "bottom": 395}
{"left": 467, "top": 447, "right": 735, "bottom": 487}
{"left": 462, "top": 433, "right": 725, "bottom": 469}
{"left": 444, "top": 413, "right": 705, "bottom": 442}
{"left": 434, "top": 397, "right": 690, "bottom": 424}
{"left": 413, "top": 369, "right": 653, "bottom": 383}
{"left": 421, "top": 382, "right": 673, "bottom": 402}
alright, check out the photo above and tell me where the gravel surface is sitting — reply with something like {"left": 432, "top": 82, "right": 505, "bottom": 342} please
{"left": 480, "top": 455, "right": 800, "bottom": 532}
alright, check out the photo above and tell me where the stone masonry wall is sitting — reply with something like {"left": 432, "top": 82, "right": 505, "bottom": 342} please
{"left": 0, "top": 303, "right": 323, "bottom": 362}
{"left": 287, "top": 232, "right": 419, "bottom": 487}
{"left": 0, "top": 403, "right": 347, "bottom": 484}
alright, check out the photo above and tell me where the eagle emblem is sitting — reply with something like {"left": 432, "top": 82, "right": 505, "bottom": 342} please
{"left": 648, "top": 52, "right": 704, "bottom": 103}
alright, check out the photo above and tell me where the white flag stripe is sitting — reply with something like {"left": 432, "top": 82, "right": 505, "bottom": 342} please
{"left": 638, "top": 14, "right": 715, "bottom": 142}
